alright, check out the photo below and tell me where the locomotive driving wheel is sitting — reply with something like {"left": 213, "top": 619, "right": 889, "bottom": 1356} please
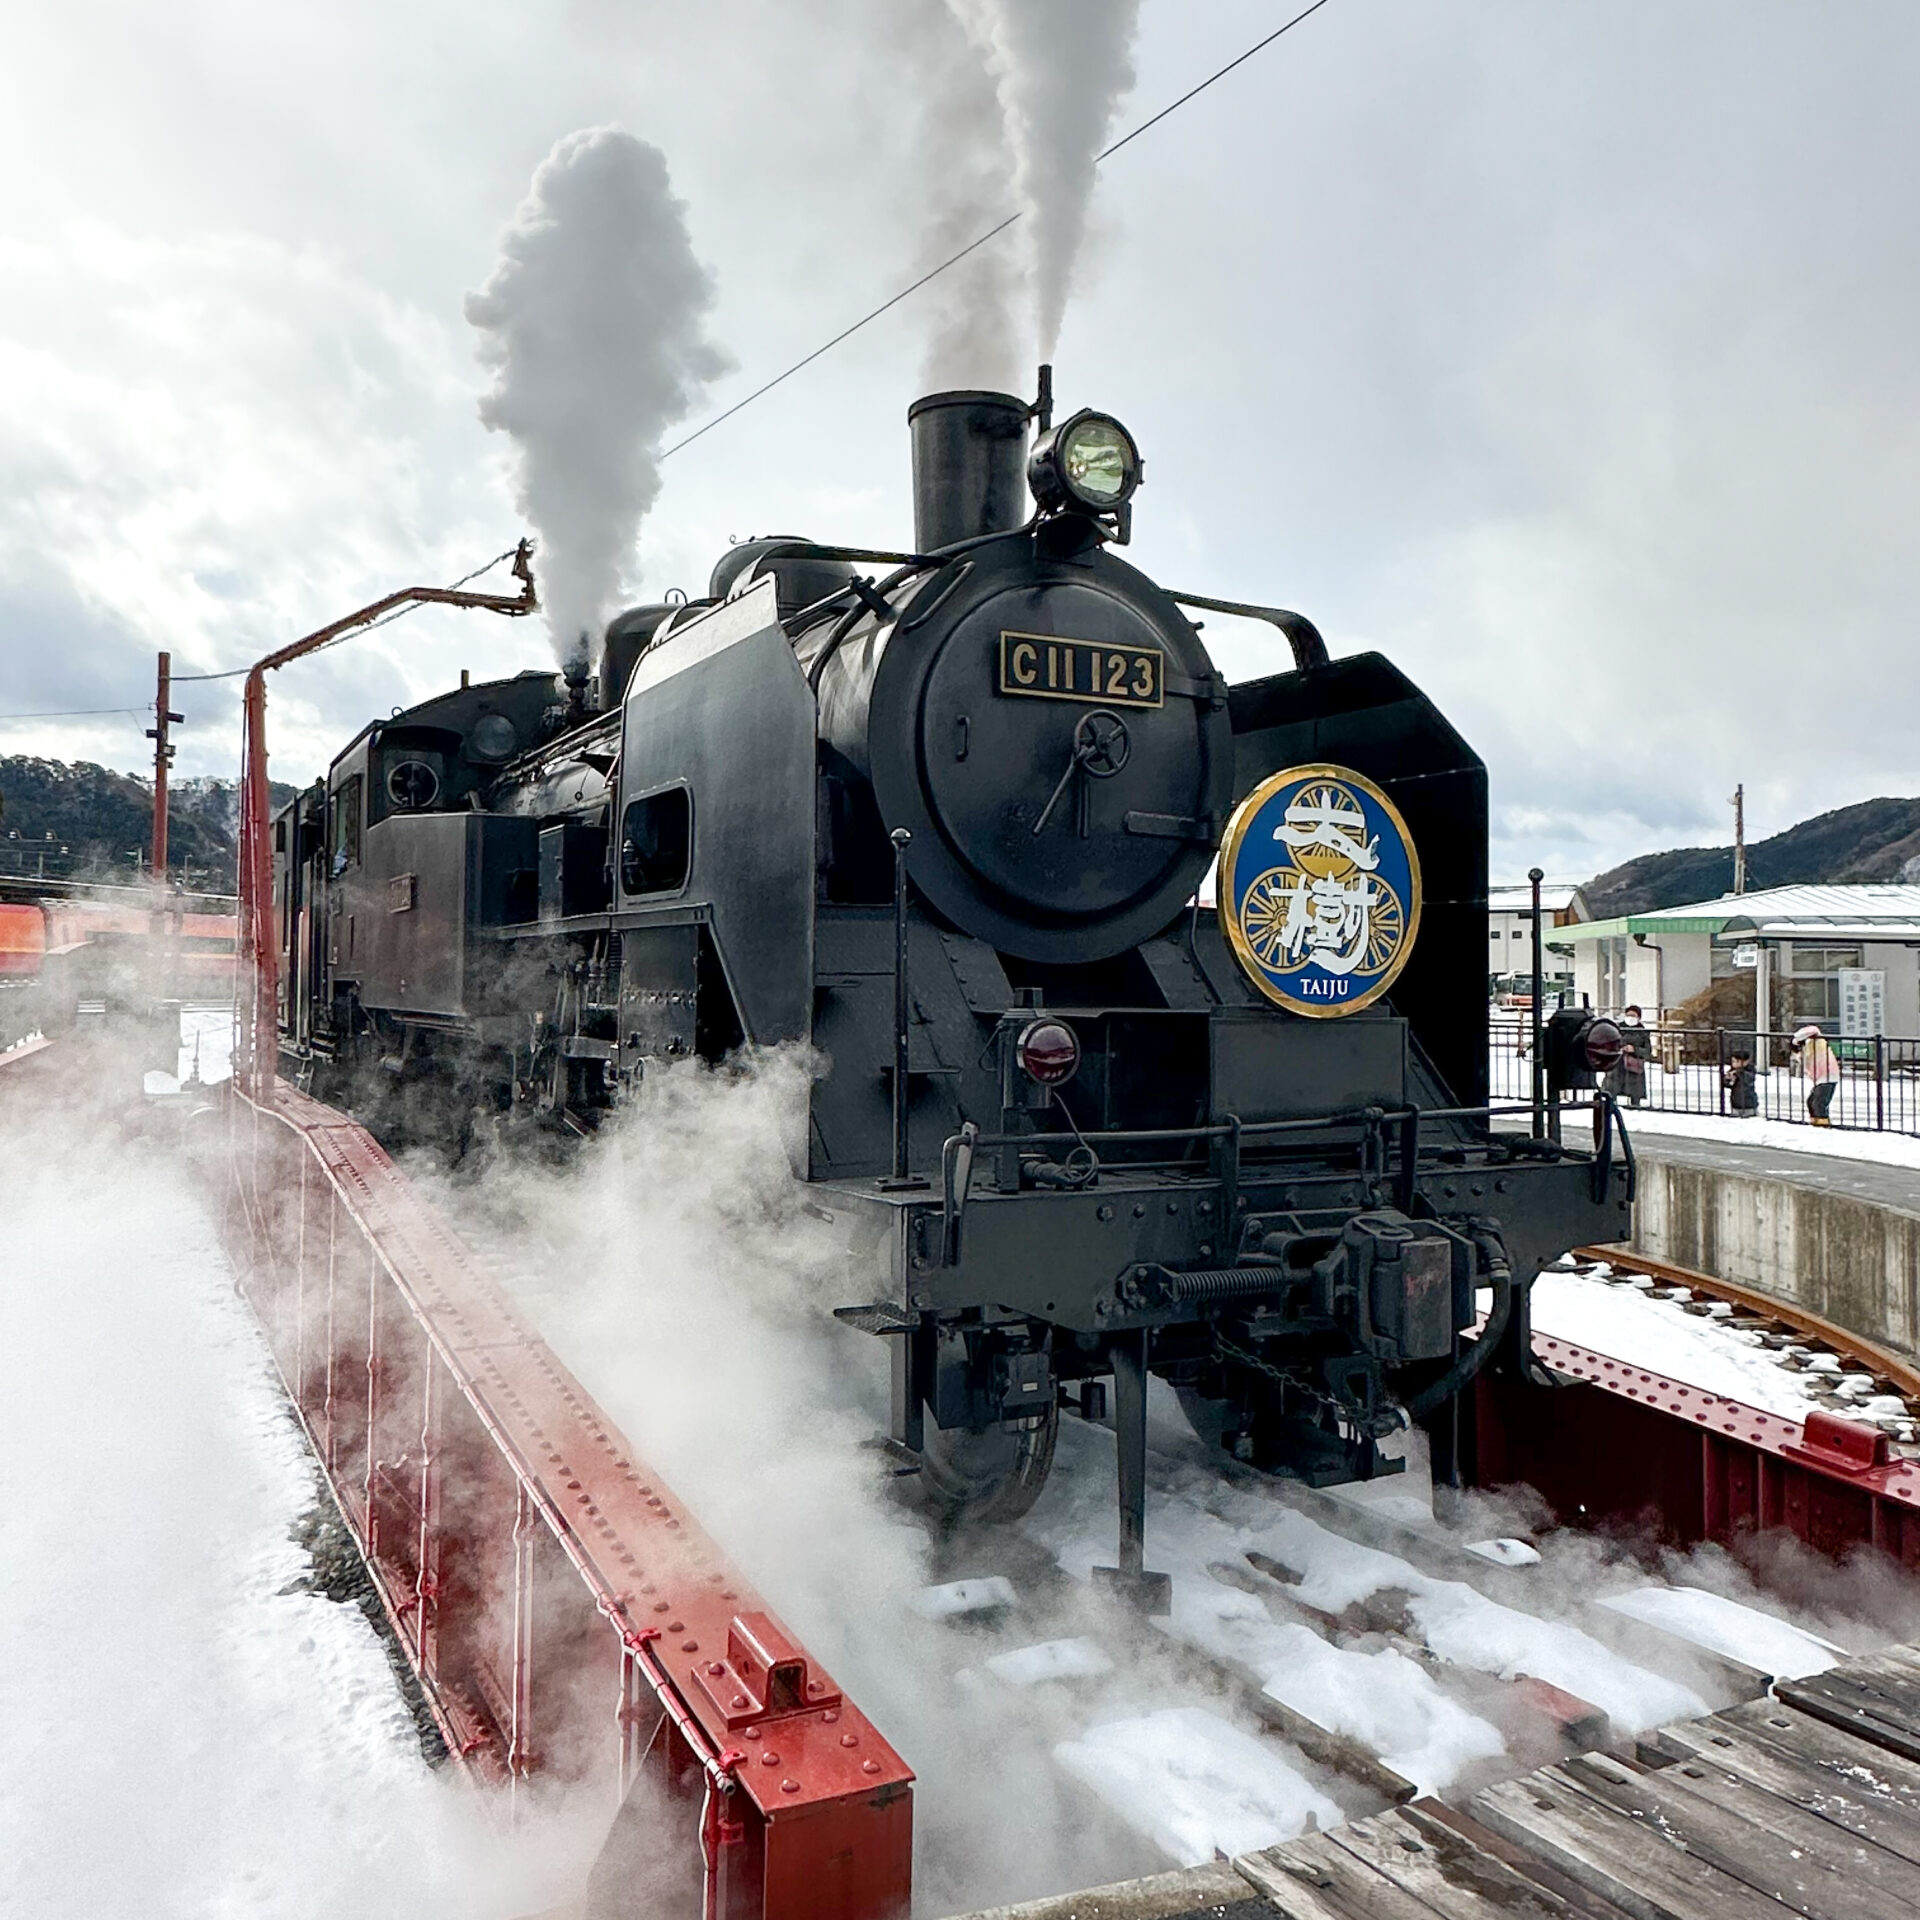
{"left": 912, "top": 1403, "right": 1059, "bottom": 1526}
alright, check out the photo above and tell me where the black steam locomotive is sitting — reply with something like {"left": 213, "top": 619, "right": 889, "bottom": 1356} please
{"left": 272, "top": 383, "right": 1628, "bottom": 1603}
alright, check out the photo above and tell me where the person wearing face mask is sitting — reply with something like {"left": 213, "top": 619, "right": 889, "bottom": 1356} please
{"left": 1606, "top": 1005, "right": 1650, "bottom": 1107}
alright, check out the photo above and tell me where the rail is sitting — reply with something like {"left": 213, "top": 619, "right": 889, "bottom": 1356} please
{"left": 1573, "top": 1243, "right": 1920, "bottom": 1406}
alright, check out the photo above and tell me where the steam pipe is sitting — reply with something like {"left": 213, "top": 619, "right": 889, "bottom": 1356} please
{"left": 1529, "top": 866, "right": 1546, "bottom": 1139}
{"left": 235, "top": 542, "right": 538, "bottom": 1097}
{"left": 882, "top": 828, "right": 926, "bottom": 1188}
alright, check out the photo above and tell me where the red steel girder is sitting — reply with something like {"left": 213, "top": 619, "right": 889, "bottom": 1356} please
{"left": 1471, "top": 1332, "right": 1920, "bottom": 1567}
{"left": 223, "top": 1079, "right": 913, "bottom": 1920}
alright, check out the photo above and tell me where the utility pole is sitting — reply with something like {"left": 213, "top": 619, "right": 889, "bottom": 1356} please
{"left": 1730, "top": 783, "right": 1746, "bottom": 895}
{"left": 146, "top": 651, "right": 183, "bottom": 885}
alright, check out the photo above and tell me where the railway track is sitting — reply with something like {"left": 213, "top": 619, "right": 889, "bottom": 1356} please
{"left": 1565, "top": 1243, "right": 1920, "bottom": 1437}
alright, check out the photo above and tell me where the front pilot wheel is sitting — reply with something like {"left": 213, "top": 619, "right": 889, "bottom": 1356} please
{"left": 910, "top": 1402, "right": 1059, "bottom": 1526}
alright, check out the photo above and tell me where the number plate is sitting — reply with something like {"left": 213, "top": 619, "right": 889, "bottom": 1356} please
{"left": 997, "top": 632, "right": 1164, "bottom": 709}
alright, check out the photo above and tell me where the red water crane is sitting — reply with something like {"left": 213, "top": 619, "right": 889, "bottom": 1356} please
{"left": 236, "top": 543, "right": 539, "bottom": 1093}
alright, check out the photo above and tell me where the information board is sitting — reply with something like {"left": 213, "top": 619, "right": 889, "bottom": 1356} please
{"left": 1839, "top": 968, "right": 1886, "bottom": 1037}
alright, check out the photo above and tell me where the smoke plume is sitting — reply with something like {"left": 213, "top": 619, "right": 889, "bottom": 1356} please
{"left": 945, "top": 0, "right": 1142, "bottom": 361}
{"left": 467, "top": 129, "right": 730, "bottom": 671}
{"left": 894, "top": 5, "right": 1026, "bottom": 392}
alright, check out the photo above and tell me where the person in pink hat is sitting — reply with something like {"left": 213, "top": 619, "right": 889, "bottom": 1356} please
{"left": 1791, "top": 1024, "right": 1840, "bottom": 1125}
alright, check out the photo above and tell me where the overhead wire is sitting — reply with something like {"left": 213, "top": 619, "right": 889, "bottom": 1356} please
{"left": 657, "top": 0, "right": 1337, "bottom": 461}
{"left": 0, "top": 4, "right": 1337, "bottom": 725}
{"left": 0, "top": 547, "right": 527, "bottom": 724}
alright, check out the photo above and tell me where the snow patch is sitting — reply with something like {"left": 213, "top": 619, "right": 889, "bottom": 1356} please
{"left": 1053, "top": 1706, "right": 1340, "bottom": 1866}
{"left": 1598, "top": 1585, "right": 1846, "bottom": 1681}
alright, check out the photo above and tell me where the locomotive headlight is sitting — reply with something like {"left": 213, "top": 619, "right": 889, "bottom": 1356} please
{"left": 1028, "top": 410, "right": 1142, "bottom": 515}
{"left": 1016, "top": 1018, "right": 1081, "bottom": 1087}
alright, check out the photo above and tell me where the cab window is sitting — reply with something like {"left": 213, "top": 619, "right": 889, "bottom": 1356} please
{"left": 620, "top": 787, "right": 691, "bottom": 895}
{"left": 330, "top": 776, "right": 363, "bottom": 876}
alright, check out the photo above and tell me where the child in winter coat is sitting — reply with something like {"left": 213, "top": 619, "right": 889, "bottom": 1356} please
{"left": 1722, "top": 1049, "right": 1758, "bottom": 1117}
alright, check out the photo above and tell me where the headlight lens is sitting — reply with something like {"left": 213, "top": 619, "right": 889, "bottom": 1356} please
{"left": 1029, "top": 409, "right": 1141, "bottom": 516}
{"left": 1060, "top": 418, "right": 1135, "bottom": 507}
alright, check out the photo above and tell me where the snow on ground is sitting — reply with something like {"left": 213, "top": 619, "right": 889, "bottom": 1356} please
{"left": 1597, "top": 1586, "right": 1845, "bottom": 1682}
{"left": 1528, "top": 1268, "right": 1829, "bottom": 1419}
{"left": 1023, "top": 1417, "right": 1709, "bottom": 1753}
{"left": 1255, "top": 1627, "right": 1506, "bottom": 1794}
{"left": 1053, "top": 1707, "right": 1341, "bottom": 1868}
{"left": 0, "top": 1108, "right": 596, "bottom": 1919}
{"left": 1622, "top": 1107, "right": 1920, "bottom": 1174}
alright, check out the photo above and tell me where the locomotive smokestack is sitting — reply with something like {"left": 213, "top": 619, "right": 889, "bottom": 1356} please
{"left": 908, "top": 390, "right": 1030, "bottom": 552}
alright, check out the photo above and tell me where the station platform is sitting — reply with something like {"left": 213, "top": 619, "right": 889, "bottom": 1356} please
{"left": 1628, "top": 1124, "right": 1920, "bottom": 1362}
{"left": 954, "top": 1636, "right": 1920, "bottom": 1920}
{"left": 1632, "top": 1124, "right": 1920, "bottom": 1216}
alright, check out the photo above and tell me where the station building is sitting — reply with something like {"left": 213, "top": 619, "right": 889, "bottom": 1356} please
{"left": 1487, "top": 882, "right": 1583, "bottom": 997}
{"left": 1562, "top": 883, "right": 1920, "bottom": 1034}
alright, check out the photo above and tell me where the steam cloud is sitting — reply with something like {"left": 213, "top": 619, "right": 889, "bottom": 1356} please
{"left": 896, "top": 5, "right": 1026, "bottom": 393}
{"left": 945, "top": 0, "right": 1142, "bottom": 362}
{"left": 467, "top": 129, "right": 730, "bottom": 671}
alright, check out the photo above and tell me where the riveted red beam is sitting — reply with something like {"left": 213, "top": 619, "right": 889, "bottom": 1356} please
{"left": 1470, "top": 1332, "right": 1920, "bottom": 1567}
{"left": 221, "top": 1080, "right": 913, "bottom": 1919}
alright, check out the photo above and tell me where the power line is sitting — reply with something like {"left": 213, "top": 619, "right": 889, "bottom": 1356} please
{"left": 0, "top": 703, "right": 151, "bottom": 722}
{"left": 0, "top": 7, "right": 1335, "bottom": 724}
{"left": 659, "top": 0, "right": 1336, "bottom": 462}
{"left": 0, "top": 547, "right": 527, "bottom": 725}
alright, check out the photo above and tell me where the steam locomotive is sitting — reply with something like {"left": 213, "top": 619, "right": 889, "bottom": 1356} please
{"left": 271, "top": 382, "right": 1629, "bottom": 1603}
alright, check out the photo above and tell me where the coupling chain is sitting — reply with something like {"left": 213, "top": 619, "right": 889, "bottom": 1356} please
{"left": 1209, "top": 1325, "right": 1402, "bottom": 1438}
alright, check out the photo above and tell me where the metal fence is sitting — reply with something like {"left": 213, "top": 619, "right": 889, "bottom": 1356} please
{"left": 1489, "top": 1014, "right": 1920, "bottom": 1138}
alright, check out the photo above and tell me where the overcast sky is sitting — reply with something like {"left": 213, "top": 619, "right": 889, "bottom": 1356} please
{"left": 1, "top": 0, "right": 1914, "bottom": 883}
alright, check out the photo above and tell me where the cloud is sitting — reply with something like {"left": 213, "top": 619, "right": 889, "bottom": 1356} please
{"left": 1, "top": 0, "right": 1916, "bottom": 878}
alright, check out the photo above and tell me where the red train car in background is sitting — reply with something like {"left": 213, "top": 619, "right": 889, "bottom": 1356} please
{"left": 0, "top": 895, "right": 237, "bottom": 1045}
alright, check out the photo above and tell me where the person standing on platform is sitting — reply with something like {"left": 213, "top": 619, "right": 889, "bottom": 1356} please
{"left": 1792, "top": 1024, "right": 1840, "bottom": 1125}
{"left": 1609, "top": 1005, "right": 1650, "bottom": 1107}
{"left": 1723, "top": 1048, "right": 1758, "bottom": 1117}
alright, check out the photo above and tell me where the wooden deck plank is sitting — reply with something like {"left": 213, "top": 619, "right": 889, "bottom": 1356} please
{"left": 1474, "top": 1769, "right": 1794, "bottom": 1920}
{"left": 1235, "top": 1832, "right": 1450, "bottom": 1920}
{"left": 1565, "top": 1750, "right": 1920, "bottom": 1920}
{"left": 1633, "top": 1750, "right": 1920, "bottom": 1911}
{"left": 1773, "top": 1660, "right": 1920, "bottom": 1766}
{"left": 1324, "top": 1809, "right": 1591, "bottom": 1920}
{"left": 1407, "top": 1802, "right": 1642, "bottom": 1920}
{"left": 1717, "top": 1698, "right": 1920, "bottom": 1785}
{"left": 1647, "top": 1713, "right": 1920, "bottom": 1870}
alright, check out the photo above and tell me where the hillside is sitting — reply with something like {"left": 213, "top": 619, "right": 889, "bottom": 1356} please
{"left": 1582, "top": 796, "right": 1920, "bottom": 918}
{"left": 0, "top": 756, "right": 298, "bottom": 891}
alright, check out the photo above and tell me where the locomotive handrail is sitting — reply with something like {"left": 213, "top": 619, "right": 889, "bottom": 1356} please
{"left": 1165, "top": 590, "right": 1330, "bottom": 670}
{"left": 934, "top": 1097, "right": 1614, "bottom": 1245}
